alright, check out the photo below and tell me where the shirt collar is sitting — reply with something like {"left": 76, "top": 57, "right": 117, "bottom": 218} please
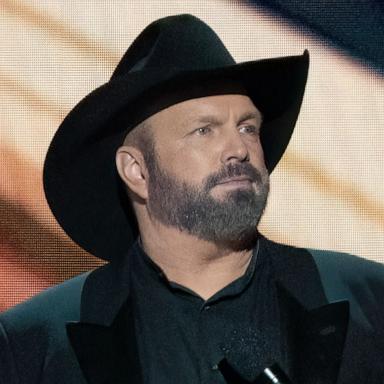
{"left": 131, "top": 237, "right": 261, "bottom": 303}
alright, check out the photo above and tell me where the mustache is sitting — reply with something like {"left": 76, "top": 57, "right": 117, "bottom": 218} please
{"left": 203, "top": 163, "right": 264, "bottom": 191}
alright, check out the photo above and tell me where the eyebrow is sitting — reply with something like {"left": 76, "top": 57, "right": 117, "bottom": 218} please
{"left": 238, "top": 110, "right": 263, "bottom": 124}
{"left": 194, "top": 110, "right": 263, "bottom": 126}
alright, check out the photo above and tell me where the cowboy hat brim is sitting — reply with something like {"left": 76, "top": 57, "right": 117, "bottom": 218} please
{"left": 43, "top": 51, "right": 309, "bottom": 261}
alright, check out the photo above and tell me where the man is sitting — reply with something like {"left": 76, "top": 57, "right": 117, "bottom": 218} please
{"left": 0, "top": 14, "right": 383, "bottom": 384}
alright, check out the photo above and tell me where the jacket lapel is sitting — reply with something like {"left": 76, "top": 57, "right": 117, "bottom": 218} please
{"left": 277, "top": 283, "right": 349, "bottom": 384}
{"left": 66, "top": 249, "right": 143, "bottom": 384}
{"left": 262, "top": 236, "right": 350, "bottom": 384}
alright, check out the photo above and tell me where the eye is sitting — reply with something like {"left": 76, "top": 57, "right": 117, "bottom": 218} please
{"left": 195, "top": 126, "right": 212, "bottom": 136}
{"left": 239, "top": 125, "right": 259, "bottom": 135}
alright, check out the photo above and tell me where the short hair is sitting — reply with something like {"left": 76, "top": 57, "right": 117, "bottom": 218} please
{"left": 123, "top": 119, "right": 154, "bottom": 157}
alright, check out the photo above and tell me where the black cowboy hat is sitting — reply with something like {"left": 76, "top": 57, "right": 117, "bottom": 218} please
{"left": 43, "top": 14, "right": 309, "bottom": 261}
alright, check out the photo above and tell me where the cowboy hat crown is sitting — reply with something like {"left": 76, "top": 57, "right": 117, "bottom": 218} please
{"left": 112, "top": 14, "right": 235, "bottom": 77}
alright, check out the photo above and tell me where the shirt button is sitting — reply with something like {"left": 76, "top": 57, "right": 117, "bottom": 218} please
{"left": 204, "top": 305, "right": 211, "bottom": 311}
{"left": 211, "top": 364, "right": 219, "bottom": 371}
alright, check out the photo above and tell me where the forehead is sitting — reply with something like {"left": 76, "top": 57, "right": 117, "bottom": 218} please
{"left": 147, "top": 94, "right": 261, "bottom": 135}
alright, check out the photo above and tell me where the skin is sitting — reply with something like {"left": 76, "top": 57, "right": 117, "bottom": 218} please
{"left": 116, "top": 94, "right": 267, "bottom": 300}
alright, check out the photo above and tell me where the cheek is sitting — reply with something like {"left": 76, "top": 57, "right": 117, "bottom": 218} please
{"left": 249, "top": 140, "right": 266, "bottom": 168}
{"left": 157, "top": 143, "right": 214, "bottom": 183}
{"left": 166, "top": 146, "right": 215, "bottom": 183}
{"left": 182, "top": 152, "right": 214, "bottom": 180}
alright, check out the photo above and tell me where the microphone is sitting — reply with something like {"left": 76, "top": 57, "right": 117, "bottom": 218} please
{"left": 218, "top": 358, "right": 294, "bottom": 384}
{"left": 254, "top": 363, "right": 294, "bottom": 384}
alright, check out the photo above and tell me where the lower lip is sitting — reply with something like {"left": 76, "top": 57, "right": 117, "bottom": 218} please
{"left": 216, "top": 180, "right": 252, "bottom": 189}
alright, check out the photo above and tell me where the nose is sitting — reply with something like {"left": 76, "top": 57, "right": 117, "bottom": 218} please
{"left": 219, "top": 129, "right": 250, "bottom": 164}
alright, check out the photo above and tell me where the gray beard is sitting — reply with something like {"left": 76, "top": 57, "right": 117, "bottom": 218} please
{"left": 145, "top": 151, "right": 269, "bottom": 251}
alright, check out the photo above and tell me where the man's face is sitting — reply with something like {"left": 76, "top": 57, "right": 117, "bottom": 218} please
{"left": 143, "top": 94, "right": 269, "bottom": 251}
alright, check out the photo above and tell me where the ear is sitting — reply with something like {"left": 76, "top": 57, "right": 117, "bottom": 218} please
{"left": 115, "top": 145, "right": 148, "bottom": 200}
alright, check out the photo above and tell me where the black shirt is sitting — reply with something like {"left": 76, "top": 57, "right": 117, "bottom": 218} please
{"left": 129, "top": 239, "right": 286, "bottom": 383}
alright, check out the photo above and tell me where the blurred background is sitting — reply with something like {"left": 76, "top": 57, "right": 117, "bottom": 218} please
{"left": 1, "top": 0, "right": 383, "bottom": 311}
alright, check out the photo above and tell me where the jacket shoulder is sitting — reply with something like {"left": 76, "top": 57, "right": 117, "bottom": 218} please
{"left": 308, "top": 248, "right": 384, "bottom": 327}
{"left": 261, "top": 235, "right": 384, "bottom": 327}
{"left": 0, "top": 272, "right": 91, "bottom": 384}
{"left": 0, "top": 271, "right": 90, "bottom": 327}
{"left": 308, "top": 248, "right": 384, "bottom": 290}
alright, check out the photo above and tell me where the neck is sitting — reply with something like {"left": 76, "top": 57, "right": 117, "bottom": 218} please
{"left": 138, "top": 218, "right": 256, "bottom": 300}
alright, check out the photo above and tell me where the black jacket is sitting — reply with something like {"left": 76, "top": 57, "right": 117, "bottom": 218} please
{"left": 1, "top": 236, "right": 383, "bottom": 384}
